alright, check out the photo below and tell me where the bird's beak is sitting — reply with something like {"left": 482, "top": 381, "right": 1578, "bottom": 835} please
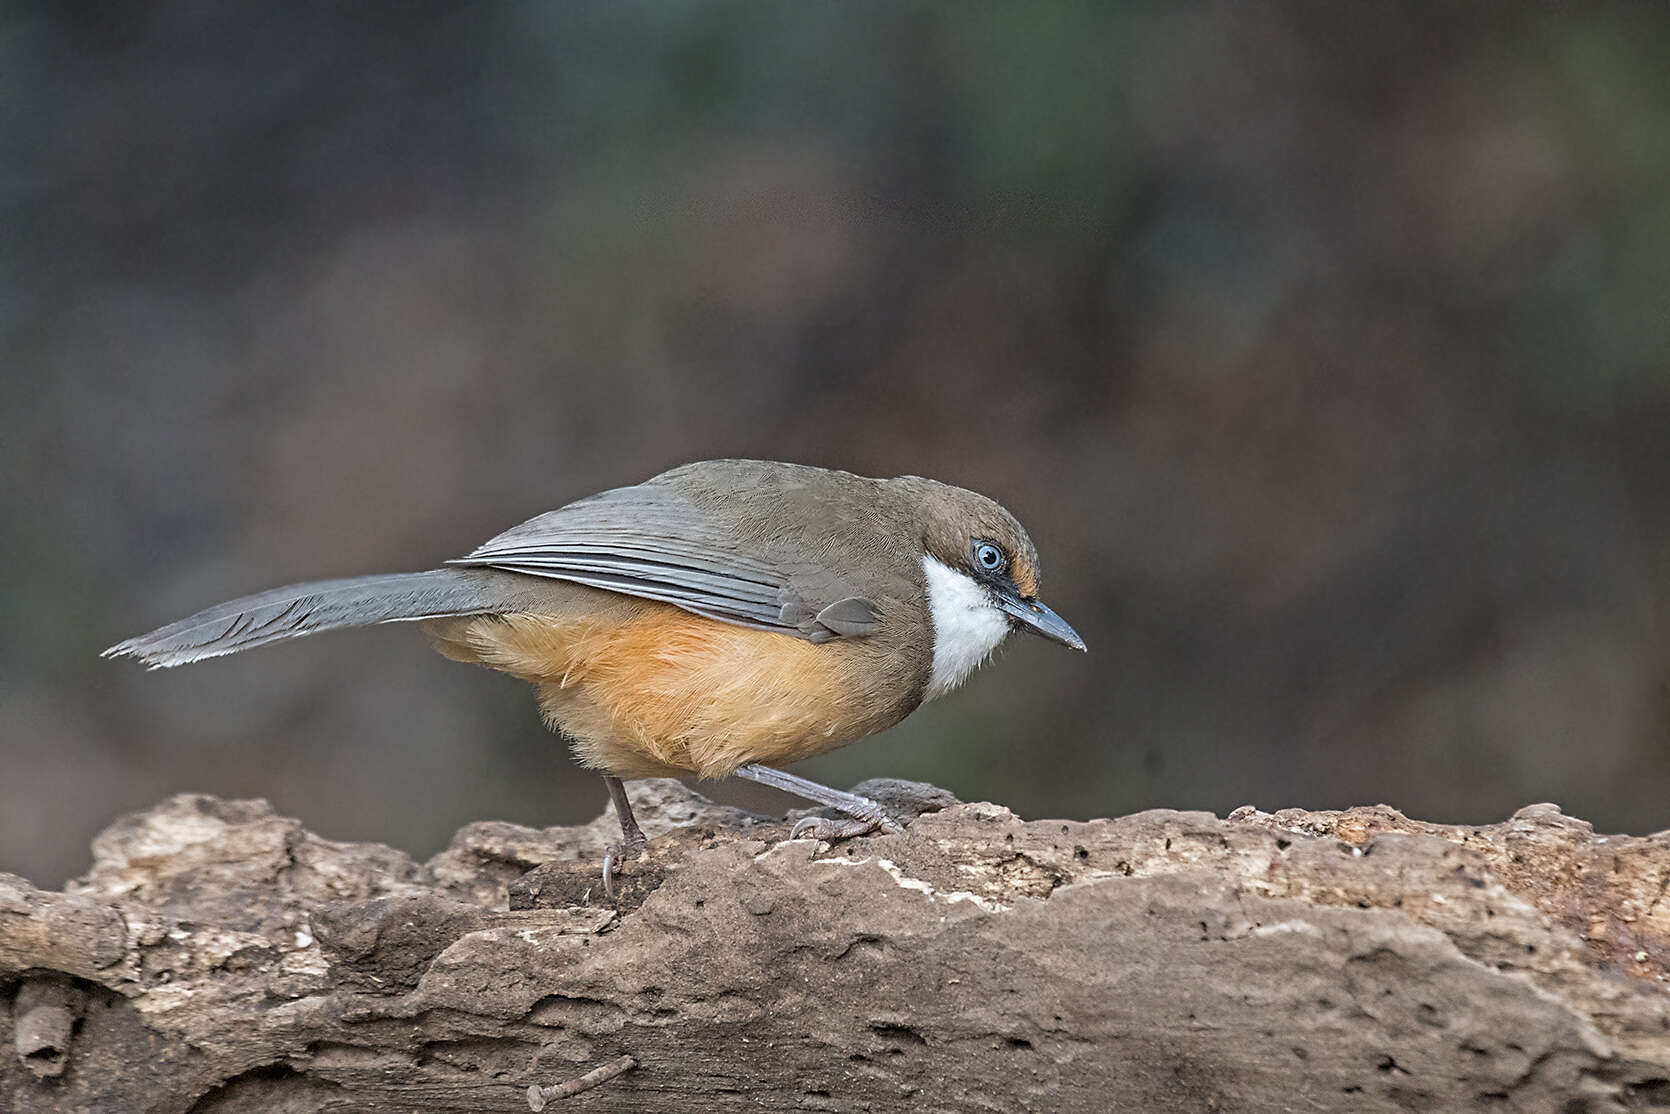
{"left": 997, "top": 592, "right": 1087, "bottom": 652}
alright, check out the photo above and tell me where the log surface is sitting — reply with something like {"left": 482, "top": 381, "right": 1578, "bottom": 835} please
{"left": 3, "top": 781, "right": 1670, "bottom": 1113}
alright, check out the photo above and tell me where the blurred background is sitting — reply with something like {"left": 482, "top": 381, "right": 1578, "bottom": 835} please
{"left": 5, "top": 2, "right": 1670, "bottom": 886}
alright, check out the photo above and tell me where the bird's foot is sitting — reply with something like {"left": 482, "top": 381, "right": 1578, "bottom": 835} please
{"left": 790, "top": 800, "right": 904, "bottom": 842}
{"left": 601, "top": 832, "right": 647, "bottom": 899}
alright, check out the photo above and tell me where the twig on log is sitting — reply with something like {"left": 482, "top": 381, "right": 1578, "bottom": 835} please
{"left": 526, "top": 1054, "right": 637, "bottom": 1109}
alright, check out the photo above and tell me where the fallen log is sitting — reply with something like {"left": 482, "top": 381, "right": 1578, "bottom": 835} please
{"left": 3, "top": 780, "right": 1669, "bottom": 1112}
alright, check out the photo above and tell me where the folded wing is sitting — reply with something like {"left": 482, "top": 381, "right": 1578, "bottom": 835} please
{"left": 447, "top": 482, "right": 878, "bottom": 642}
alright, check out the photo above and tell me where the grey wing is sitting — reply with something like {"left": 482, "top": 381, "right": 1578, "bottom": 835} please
{"left": 447, "top": 484, "right": 878, "bottom": 642}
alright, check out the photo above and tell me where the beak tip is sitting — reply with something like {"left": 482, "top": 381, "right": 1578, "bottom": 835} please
{"left": 999, "top": 593, "right": 1087, "bottom": 654}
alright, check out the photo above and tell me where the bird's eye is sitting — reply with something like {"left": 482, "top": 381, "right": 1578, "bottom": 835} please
{"left": 973, "top": 541, "right": 1006, "bottom": 572}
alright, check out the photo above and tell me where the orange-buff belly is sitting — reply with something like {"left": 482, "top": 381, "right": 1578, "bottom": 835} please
{"left": 428, "top": 604, "right": 895, "bottom": 779}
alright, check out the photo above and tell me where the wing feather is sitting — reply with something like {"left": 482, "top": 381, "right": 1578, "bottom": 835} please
{"left": 447, "top": 482, "right": 864, "bottom": 638}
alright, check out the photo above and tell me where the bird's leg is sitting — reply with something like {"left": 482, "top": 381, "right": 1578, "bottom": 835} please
{"left": 600, "top": 775, "right": 646, "bottom": 898}
{"left": 732, "top": 764, "right": 905, "bottom": 841}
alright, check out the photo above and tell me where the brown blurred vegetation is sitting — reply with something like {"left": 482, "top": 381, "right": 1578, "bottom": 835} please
{"left": 4, "top": 3, "right": 1670, "bottom": 885}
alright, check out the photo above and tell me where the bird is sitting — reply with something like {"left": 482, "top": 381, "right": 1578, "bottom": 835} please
{"left": 105, "top": 459, "right": 1086, "bottom": 894}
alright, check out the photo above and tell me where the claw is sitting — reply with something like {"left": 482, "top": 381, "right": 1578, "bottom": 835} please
{"left": 601, "top": 835, "right": 647, "bottom": 900}
{"left": 790, "top": 808, "right": 903, "bottom": 843}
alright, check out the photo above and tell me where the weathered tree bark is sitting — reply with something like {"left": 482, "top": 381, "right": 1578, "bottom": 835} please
{"left": 4, "top": 780, "right": 1670, "bottom": 1113}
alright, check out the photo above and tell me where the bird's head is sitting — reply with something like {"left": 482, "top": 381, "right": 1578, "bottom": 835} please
{"left": 892, "top": 476, "right": 1085, "bottom": 699}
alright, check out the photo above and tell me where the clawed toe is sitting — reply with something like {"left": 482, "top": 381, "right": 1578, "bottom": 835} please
{"left": 727, "top": 764, "right": 906, "bottom": 846}
{"left": 601, "top": 835, "right": 647, "bottom": 899}
{"left": 790, "top": 810, "right": 903, "bottom": 842}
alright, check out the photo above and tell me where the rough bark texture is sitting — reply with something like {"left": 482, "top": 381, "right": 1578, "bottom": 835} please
{"left": 4, "top": 781, "right": 1670, "bottom": 1113}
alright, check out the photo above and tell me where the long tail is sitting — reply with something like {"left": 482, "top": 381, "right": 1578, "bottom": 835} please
{"left": 103, "top": 568, "right": 541, "bottom": 669}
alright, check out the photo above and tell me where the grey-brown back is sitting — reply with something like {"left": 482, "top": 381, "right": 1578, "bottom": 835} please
{"left": 451, "top": 459, "right": 931, "bottom": 643}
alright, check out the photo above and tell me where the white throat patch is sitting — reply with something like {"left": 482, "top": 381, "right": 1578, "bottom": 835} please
{"left": 921, "top": 555, "right": 1011, "bottom": 701}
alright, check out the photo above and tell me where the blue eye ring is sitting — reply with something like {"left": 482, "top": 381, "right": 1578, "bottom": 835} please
{"left": 972, "top": 541, "right": 1006, "bottom": 573}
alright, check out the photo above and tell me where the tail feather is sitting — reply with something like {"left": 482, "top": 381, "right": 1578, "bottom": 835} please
{"left": 103, "top": 568, "right": 537, "bottom": 668}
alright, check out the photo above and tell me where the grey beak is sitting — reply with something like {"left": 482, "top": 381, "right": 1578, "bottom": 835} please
{"left": 997, "top": 592, "right": 1087, "bottom": 652}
